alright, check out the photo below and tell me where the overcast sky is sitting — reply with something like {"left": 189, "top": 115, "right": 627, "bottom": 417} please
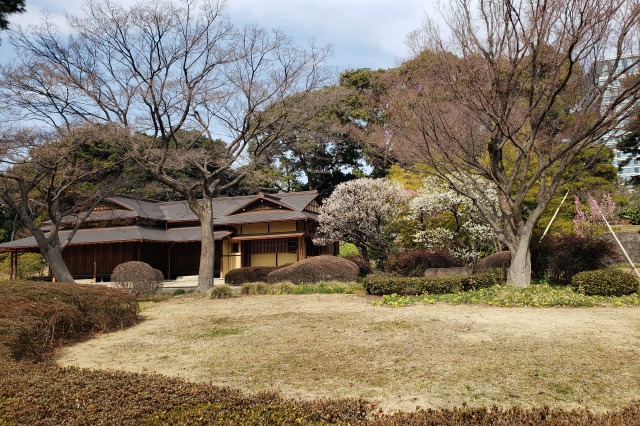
{"left": 0, "top": 0, "right": 438, "bottom": 72}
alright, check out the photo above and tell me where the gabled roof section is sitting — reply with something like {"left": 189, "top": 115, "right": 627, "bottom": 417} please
{"left": 59, "top": 191, "right": 320, "bottom": 226}
{"left": 268, "top": 191, "right": 320, "bottom": 211}
{"left": 226, "top": 192, "right": 296, "bottom": 216}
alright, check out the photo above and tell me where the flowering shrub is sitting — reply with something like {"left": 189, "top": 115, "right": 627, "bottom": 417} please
{"left": 410, "top": 176, "right": 501, "bottom": 266}
{"left": 313, "top": 178, "right": 410, "bottom": 263}
{"left": 573, "top": 193, "right": 617, "bottom": 237}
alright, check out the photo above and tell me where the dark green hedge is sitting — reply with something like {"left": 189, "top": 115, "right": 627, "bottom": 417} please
{"left": 571, "top": 269, "right": 639, "bottom": 296}
{"left": 364, "top": 273, "right": 501, "bottom": 296}
{"left": 0, "top": 281, "right": 138, "bottom": 361}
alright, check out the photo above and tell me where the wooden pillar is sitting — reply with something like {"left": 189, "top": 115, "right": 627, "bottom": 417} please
{"left": 93, "top": 247, "right": 97, "bottom": 283}
{"left": 167, "top": 244, "right": 172, "bottom": 280}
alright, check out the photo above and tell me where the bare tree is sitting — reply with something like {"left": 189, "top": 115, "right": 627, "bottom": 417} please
{"left": 0, "top": 0, "right": 332, "bottom": 290}
{"left": 0, "top": 125, "right": 121, "bottom": 282}
{"left": 375, "top": 0, "right": 640, "bottom": 286}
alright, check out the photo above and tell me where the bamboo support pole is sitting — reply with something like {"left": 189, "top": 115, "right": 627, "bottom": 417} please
{"left": 540, "top": 191, "right": 570, "bottom": 242}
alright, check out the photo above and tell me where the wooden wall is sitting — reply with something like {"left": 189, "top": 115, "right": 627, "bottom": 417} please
{"left": 63, "top": 240, "right": 222, "bottom": 280}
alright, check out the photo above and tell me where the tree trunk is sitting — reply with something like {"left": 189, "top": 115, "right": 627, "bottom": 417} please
{"left": 357, "top": 245, "right": 370, "bottom": 265}
{"left": 507, "top": 233, "right": 532, "bottom": 287}
{"left": 196, "top": 200, "right": 216, "bottom": 292}
{"left": 42, "top": 246, "right": 75, "bottom": 283}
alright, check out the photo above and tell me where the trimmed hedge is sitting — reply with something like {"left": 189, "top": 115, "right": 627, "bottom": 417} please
{"left": 386, "top": 249, "right": 460, "bottom": 277}
{"left": 0, "top": 281, "right": 138, "bottom": 361}
{"left": 267, "top": 256, "right": 359, "bottom": 284}
{"left": 364, "top": 273, "right": 501, "bottom": 296}
{"left": 571, "top": 269, "right": 639, "bottom": 296}
{"left": 224, "top": 265, "right": 291, "bottom": 285}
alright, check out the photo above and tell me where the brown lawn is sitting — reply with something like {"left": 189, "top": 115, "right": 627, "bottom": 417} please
{"left": 55, "top": 293, "right": 640, "bottom": 413}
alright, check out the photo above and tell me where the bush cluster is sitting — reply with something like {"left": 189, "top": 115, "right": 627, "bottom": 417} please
{"left": 386, "top": 249, "right": 460, "bottom": 277}
{"left": 210, "top": 285, "right": 234, "bottom": 299}
{"left": 267, "top": 256, "right": 359, "bottom": 284}
{"left": 363, "top": 273, "right": 501, "bottom": 296}
{"left": 341, "top": 255, "right": 372, "bottom": 277}
{"left": 111, "top": 261, "right": 162, "bottom": 294}
{"left": 531, "top": 234, "right": 620, "bottom": 284}
{"left": 224, "top": 265, "right": 288, "bottom": 285}
{"left": 619, "top": 206, "right": 640, "bottom": 225}
{"left": 0, "top": 281, "right": 138, "bottom": 361}
{"left": 571, "top": 269, "right": 639, "bottom": 296}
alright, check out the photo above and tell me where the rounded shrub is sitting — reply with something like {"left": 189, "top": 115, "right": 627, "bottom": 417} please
{"left": 210, "top": 285, "right": 234, "bottom": 299}
{"left": 571, "top": 269, "right": 639, "bottom": 296}
{"left": 111, "top": 261, "right": 160, "bottom": 294}
{"left": 341, "top": 255, "right": 372, "bottom": 277}
{"left": 477, "top": 251, "right": 511, "bottom": 271}
{"left": 153, "top": 268, "right": 164, "bottom": 282}
{"left": 266, "top": 256, "right": 359, "bottom": 284}
{"left": 224, "top": 265, "right": 288, "bottom": 285}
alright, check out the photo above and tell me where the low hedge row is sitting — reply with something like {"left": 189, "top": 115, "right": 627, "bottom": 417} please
{"left": 364, "top": 273, "right": 502, "bottom": 296}
{"left": 0, "top": 281, "right": 138, "bottom": 361}
{"left": 3, "top": 362, "right": 640, "bottom": 425}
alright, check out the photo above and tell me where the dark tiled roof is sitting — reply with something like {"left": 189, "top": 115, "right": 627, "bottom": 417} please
{"left": 0, "top": 226, "right": 232, "bottom": 250}
{"left": 214, "top": 210, "right": 318, "bottom": 226}
{"left": 3, "top": 191, "right": 320, "bottom": 250}
{"left": 106, "top": 191, "right": 320, "bottom": 223}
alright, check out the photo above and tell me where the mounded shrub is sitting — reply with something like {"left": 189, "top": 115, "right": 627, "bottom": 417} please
{"left": 571, "top": 269, "right": 639, "bottom": 296}
{"left": 531, "top": 234, "right": 620, "bottom": 284}
{"left": 111, "top": 261, "right": 161, "bottom": 294}
{"left": 224, "top": 265, "right": 290, "bottom": 285}
{"left": 341, "top": 255, "right": 372, "bottom": 277}
{"left": 364, "top": 272, "right": 501, "bottom": 296}
{"left": 266, "top": 256, "right": 359, "bottom": 284}
{"left": 0, "top": 281, "right": 137, "bottom": 361}
{"left": 153, "top": 268, "right": 164, "bottom": 282}
{"left": 210, "top": 285, "right": 234, "bottom": 299}
{"left": 477, "top": 251, "right": 511, "bottom": 271}
{"left": 386, "top": 249, "right": 460, "bottom": 277}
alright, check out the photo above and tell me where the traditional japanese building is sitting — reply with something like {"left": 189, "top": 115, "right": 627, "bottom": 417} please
{"left": 0, "top": 191, "right": 337, "bottom": 281}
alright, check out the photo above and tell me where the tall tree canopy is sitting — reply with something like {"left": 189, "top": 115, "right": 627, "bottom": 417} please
{"left": 0, "top": 0, "right": 332, "bottom": 290}
{"left": 366, "top": 0, "right": 640, "bottom": 286}
{"left": 262, "top": 86, "right": 368, "bottom": 195}
{"left": 0, "top": 0, "right": 24, "bottom": 32}
{"left": 0, "top": 125, "right": 122, "bottom": 282}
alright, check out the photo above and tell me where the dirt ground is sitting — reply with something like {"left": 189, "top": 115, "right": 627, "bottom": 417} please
{"left": 56, "top": 294, "right": 640, "bottom": 413}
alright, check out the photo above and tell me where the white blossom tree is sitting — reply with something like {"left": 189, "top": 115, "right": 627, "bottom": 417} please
{"left": 411, "top": 176, "right": 501, "bottom": 267}
{"left": 313, "top": 178, "right": 409, "bottom": 264}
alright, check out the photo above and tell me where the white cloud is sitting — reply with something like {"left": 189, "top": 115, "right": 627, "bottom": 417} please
{"left": 1, "top": 0, "right": 436, "bottom": 71}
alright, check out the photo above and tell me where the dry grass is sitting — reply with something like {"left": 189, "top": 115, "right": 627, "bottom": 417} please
{"left": 56, "top": 294, "right": 640, "bottom": 413}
